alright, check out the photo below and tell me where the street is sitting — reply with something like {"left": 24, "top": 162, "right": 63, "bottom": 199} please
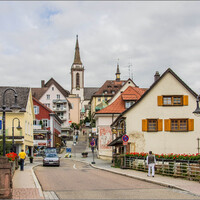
{"left": 34, "top": 159, "right": 199, "bottom": 199}
{"left": 33, "top": 135, "right": 200, "bottom": 199}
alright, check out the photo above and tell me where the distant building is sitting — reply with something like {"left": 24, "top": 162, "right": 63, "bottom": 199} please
{"left": 31, "top": 78, "right": 72, "bottom": 139}
{"left": 32, "top": 97, "right": 62, "bottom": 149}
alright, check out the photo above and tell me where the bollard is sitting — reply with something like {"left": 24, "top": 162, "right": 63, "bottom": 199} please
{"left": 0, "top": 156, "right": 12, "bottom": 199}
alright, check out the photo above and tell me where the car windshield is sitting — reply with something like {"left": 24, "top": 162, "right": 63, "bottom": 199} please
{"left": 46, "top": 153, "right": 58, "bottom": 158}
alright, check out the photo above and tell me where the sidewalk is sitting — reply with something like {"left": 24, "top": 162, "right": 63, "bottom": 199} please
{"left": 12, "top": 158, "right": 44, "bottom": 200}
{"left": 12, "top": 148, "right": 200, "bottom": 199}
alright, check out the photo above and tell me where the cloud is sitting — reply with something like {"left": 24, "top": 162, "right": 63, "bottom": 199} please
{"left": 0, "top": 1, "right": 200, "bottom": 94}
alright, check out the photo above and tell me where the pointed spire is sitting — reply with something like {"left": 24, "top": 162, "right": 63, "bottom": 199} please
{"left": 73, "top": 35, "right": 82, "bottom": 65}
{"left": 115, "top": 60, "right": 121, "bottom": 81}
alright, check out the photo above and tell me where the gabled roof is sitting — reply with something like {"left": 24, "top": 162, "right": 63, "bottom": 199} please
{"left": 111, "top": 68, "right": 198, "bottom": 126}
{"left": 95, "top": 86, "right": 146, "bottom": 114}
{"left": 84, "top": 87, "right": 99, "bottom": 100}
{"left": 44, "top": 78, "right": 70, "bottom": 97}
{"left": 32, "top": 78, "right": 69, "bottom": 100}
{"left": 93, "top": 80, "right": 126, "bottom": 97}
{"left": 0, "top": 87, "right": 30, "bottom": 112}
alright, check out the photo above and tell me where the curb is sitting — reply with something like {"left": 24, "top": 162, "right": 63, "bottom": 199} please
{"left": 31, "top": 163, "right": 44, "bottom": 199}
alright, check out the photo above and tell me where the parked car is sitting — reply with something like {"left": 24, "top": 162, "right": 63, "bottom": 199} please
{"left": 43, "top": 153, "right": 60, "bottom": 167}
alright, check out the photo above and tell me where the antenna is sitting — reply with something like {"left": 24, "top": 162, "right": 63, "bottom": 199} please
{"left": 128, "top": 63, "right": 133, "bottom": 79}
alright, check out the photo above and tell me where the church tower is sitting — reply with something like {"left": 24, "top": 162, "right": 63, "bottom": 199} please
{"left": 115, "top": 62, "right": 121, "bottom": 82}
{"left": 71, "top": 35, "right": 84, "bottom": 101}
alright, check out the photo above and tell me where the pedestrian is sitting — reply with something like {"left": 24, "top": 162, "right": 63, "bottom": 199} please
{"left": 146, "top": 151, "right": 156, "bottom": 177}
{"left": 18, "top": 149, "right": 26, "bottom": 171}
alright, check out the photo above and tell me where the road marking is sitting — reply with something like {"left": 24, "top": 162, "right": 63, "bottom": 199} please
{"left": 73, "top": 164, "right": 77, "bottom": 169}
{"left": 43, "top": 191, "right": 59, "bottom": 199}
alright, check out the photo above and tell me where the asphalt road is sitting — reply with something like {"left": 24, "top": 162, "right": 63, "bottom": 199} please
{"left": 34, "top": 159, "right": 199, "bottom": 199}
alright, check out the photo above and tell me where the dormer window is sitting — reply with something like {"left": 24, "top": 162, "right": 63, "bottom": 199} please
{"left": 107, "top": 85, "right": 112, "bottom": 88}
{"left": 104, "top": 90, "right": 108, "bottom": 94}
{"left": 112, "top": 91, "right": 115, "bottom": 94}
{"left": 125, "top": 101, "right": 135, "bottom": 109}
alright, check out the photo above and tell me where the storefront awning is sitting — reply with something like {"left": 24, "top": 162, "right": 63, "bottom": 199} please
{"left": 108, "top": 135, "right": 123, "bottom": 146}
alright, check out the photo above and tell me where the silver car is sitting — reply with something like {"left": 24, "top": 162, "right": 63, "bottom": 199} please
{"left": 43, "top": 153, "right": 60, "bottom": 167}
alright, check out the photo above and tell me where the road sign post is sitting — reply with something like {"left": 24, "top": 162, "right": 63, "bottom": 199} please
{"left": 122, "top": 135, "right": 129, "bottom": 169}
{"left": 90, "top": 140, "right": 95, "bottom": 164}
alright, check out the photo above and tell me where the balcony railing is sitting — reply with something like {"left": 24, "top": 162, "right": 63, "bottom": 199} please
{"left": 53, "top": 107, "right": 67, "bottom": 112}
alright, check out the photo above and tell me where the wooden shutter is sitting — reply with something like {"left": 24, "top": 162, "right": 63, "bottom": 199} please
{"left": 183, "top": 95, "right": 188, "bottom": 106}
{"left": 188, "top": 119, "right": 194, "bottom": 131}
{"left": 157, "top": 96, "right": 163, "bottom": 106}
{"left": 164, "top": 119, "right": 171, "bottom": 131}
{"left": 142, "top": 119, "right": 148, "bottom": 132}
{"left": 157, "top": 119, "right": 163, "bottom": 131}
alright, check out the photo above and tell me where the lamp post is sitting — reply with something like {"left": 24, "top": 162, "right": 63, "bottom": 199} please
{"left": 193, "top": 94, "right": 200, "bottom": 154}
{"left": 11, "top": 117, "right": 22, "bottom": 153}
{"left": 2, "top": 88, "right": 21, "bottom": 156}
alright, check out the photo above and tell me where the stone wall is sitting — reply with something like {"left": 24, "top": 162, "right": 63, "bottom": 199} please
{"left": 0, "top": 156, "right": 12, "bottom": 199}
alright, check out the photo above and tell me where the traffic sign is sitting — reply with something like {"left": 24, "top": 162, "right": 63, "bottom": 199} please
{"left": 0, "top": 120, "right": 2, "bottom": 130}
{"left": 122, "top": 135, "right": 129, "bottom": 142}
{"left": 90, "top": 141, "right": 95, "bottom": 146}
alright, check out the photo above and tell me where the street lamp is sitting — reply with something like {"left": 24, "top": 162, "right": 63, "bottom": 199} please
{"left": 2, "top": 88, "right": 21, "bottom": 156}
{"left": 193, "top": 94, "right": 200, "bottom": 154}
{"left": 11, "top": 117, "right": 22, "bottom": 153}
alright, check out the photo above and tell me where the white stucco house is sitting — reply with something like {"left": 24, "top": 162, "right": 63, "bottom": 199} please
{"left": 111, "top": 68, "right": 200, "bottom": 155}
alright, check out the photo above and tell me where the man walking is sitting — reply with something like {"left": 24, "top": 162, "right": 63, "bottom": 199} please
{"left": 146, "top": 151, "right": 156, "bottom": 177}
{"left": 18, "top": 149, "right": 26, "bottom": 171}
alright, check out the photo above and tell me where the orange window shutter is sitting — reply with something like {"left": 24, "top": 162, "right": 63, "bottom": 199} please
{"left": 183, "top": 95, "right": 188, "bottom": 106}
{"left": 157, "top": 119, "right": 163, "bottom": 131}
{"left": 157, "top": 96, "right": 163, "bottom": 106}
{"left": 164, "top": 119, "right": 171, "bottom": 131}
{"left": 188, "top": 119, "right": 194, "bottom": 131}
{"left": 142, "top": 119, "right": 148, "bottom": 132}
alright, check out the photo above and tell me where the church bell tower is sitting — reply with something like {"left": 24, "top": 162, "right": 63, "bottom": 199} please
{"left": 71, "top": 35, "right": 84, "bottom": 101}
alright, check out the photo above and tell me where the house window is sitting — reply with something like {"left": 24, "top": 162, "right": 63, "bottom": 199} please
{"left": 112, "top": 91, "right": 115, "bottom": 94}
{"left": 171, "top": 119, "right": 187, "bottom": 131}
{"left": 52, "top": 87, "right": 54, "bottom": 91}
{"left": 165, "top": 118, "right": 194, "bottom": 132}
{"left": 46, "top": 94, "right": 50, "bottom": 100}
{"left": 142, "top": 119, "right": 163, "bottom": 132}
{"left": 148, "top": 119, "right": 158, "bottom": 132}
{"left": 44, "top": 103, "right": 50, "bottom": 108}
{"left": 34, "top": 106, "right": 39, "bottom": 115}
{"left": 105, "top": 97, "right": 107, "bottom": 101}
{"left": 158, "top": 95, "right": 188, "bottom": 106}
{"left": 163, "top": 96, "right": 182, "bottom": 106}
{"left": 98, "top": 98, "right": 101, "bottom": 102}
{"left": 57, "top": 94, "right": 60, "bottom": 99}
{"left": 42, "top": 119, "right": 48, "bottom": 128}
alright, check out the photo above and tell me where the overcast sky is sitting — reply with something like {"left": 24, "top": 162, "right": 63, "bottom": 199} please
{"left": 0, "top": 1, "right": 200, "bottom": 94}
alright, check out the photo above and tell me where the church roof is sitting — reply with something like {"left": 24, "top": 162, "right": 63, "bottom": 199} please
{"left": 73, "top": 35, "right": 82, "bottom": 65}
{"left": 84, "top": 87, "right": 99, "bottom": 100}
{"left": 95, "top": 86, "right": 146, "bottom": 114}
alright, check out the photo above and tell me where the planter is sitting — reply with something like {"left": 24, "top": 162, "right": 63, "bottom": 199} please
{"left": 82, "top": 152, "right": 88, "bottom": 158}
{"left": 29, "top": 157, "right": 33, "bottom": 163}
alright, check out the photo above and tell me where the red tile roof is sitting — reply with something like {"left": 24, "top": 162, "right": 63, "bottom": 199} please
{"left": 96, "top": 86, "right": 146, "bottom": 114}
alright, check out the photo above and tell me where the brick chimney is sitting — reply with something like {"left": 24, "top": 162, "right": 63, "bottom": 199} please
{"left": 154, "top": 71, "right": 160, "bottom": 82}
{"left": 41, "top": 80, "right": 45, "bottom": 88}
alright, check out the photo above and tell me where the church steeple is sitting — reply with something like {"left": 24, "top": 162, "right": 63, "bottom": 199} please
{"left": 73, "top": 35, "right": 82, "bottom": 65}
{"left": 115, "top": 62, "right": 121, "bottom": 81}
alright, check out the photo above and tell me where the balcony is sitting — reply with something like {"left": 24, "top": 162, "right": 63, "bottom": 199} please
{"left": 53, "top": 107, "right": 67, "bottom": 112}
{"left": 53, "top": 99, "right": 67, "bottom": 104}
